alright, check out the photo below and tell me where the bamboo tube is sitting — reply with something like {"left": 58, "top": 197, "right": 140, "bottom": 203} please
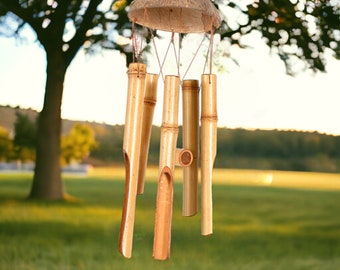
{"left": 201, "top": 74, "right": 217, "bottom": 236}
{"left": 137, "top": 73, "right": 158, "bottom": 194}
{"left": 182, "top": 80, "right": 200, "bottom": 217}
{"left": 118, "top": 63, "right": 146, "bottom": 258}
{"left": 153, "top": 166, "right": 174, "bottom": 260}
{"left": 153, "top": 75, "right": 180, "bottom": 260}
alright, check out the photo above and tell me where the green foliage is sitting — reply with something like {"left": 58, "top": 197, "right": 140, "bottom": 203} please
{"left": 61, "top": 123, "right": 97, "bottom": 165}
{"left": 216, "top": 128, "right": 340, "bottom": 172}
{"left": 90, "top": 125, "right": 340, "bottom": 172}
{"left": 89, "top": 125, "right": 124, "bottom": 164}
{"left": 13, "top": 112, "right": 36, "bottom": 161}
{"left": 220, "top": 0, "right": 340, "bottom": 74}
{"left": 1, "top": 0, "right": 338, "bottom": 71}
{"left": 0, "top": 126, "right": 13, "bottom": 161}
{"left": 0, "top": 115, "right": 99, "bottom": 164}
{"left": 0, "top": 0, "right": 133, "bottom": 63}
{"left": 0, "top": 170, "right": 340, "bottom": 269}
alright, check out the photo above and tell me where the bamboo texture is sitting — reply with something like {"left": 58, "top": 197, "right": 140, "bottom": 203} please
{"left": 153, "top": 75, "right": 180, "bottom": 260}
{"left": 137, "top": 73, "right": 159, "bottom": 194}
{"left": 182, "top": 80, "right": 199, "bottom": 217}
{"left": 118, "top": 63, "right": 146, "bottom": 258}
{"left": 201, "top": 74, "right": 217, "bottom": 236}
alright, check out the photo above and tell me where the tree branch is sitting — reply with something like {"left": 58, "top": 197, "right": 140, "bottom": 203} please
{"left": 0, "top": 0, "right": 43, "bottom": 33}
{"left": 65, "top": 0, "right": 103, "bottom": 66}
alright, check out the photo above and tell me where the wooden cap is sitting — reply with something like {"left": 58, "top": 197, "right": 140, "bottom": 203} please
{"left": 127, "top": 62, "right": 146, "bottom": 75}
{"left": 128, "top": 0, "right": 221, "bottom": 33}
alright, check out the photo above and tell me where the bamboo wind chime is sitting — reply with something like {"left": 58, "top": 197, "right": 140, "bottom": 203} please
{"left": 118, "top": 0, "right": 221, "bottom": 260}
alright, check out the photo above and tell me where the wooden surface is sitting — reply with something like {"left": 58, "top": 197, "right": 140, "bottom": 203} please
{"left": 175, "top": 148, "right": 193, "bottom": 167}
{"left": 138, "top": 73, "right": 158, "bottom": 194}
{"left": 119, "top": 63, "right": 146, "bottom": 258}
{"left": 182, "top": 80, "right": 199, "bottom": 217}
{"left": 153, "top": 75, "right": 180, "bottom": 260}
{"left": 153, "top": 167, "right": 174, "bottom": 260}
{"left": 200, "top": 74, "right": 217, "bottom": 236}
{"left": 128, "top": 0, "right": 221, "bottom": 33}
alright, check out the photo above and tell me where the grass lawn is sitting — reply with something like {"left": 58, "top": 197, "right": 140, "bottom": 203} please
{"left": 0, "top": 168, "right": 340, "bottom": 270}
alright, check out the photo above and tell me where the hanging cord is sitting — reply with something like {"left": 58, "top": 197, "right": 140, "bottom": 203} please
{"left": 142, "top": 6, "right": 165, "bottom": 81}
{"left": 131, "top": 21, "right": 137, "bottom": 63}
{"left": 170, "top": 32, "right": 181, "bottom": 78}
{"left": 131, "top": 21, "right": 143, "bottom": 77}
{"left": 131, "top": 22, "right": 145, "bottom": 64}
{"left": 203, "top": 33, "right": 209, "bottom": 75}
{"left": 150, "top": 29, "right": 165, "bottom": 82}
{"left": 209, "top": 30, "right": 214, "bottom": 76}
{"left": 157, "top": 33, "right": 173, "bottom": 84}
{"left": 138, "top": 6, "right": 150, "bottom": 63}
{"left": 178, "top": 33, "right": 181, "bottom": 78}
{"left": 182, "top": 34, "right": 207, "bottom": 81}
{"left": 139, "top": 25, "right": 146, "bottom": 61}
{"left": 203, "top": 19, "right": 216, "bottom": 84}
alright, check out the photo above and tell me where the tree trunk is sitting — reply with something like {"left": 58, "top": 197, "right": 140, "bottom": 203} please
{"left": 29, "top": 51, "right": 67, "bottom": 200}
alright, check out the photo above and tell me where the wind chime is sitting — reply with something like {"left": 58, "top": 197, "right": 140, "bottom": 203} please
{"left": 118, "top": 0, "right": 221, "bottom": 260}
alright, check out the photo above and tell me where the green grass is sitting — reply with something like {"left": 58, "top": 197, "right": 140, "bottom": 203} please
{"left": 1, "top": 169, "right": 340, "bottom": 269}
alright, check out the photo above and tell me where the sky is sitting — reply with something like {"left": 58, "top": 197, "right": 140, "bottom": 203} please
{"left": 1, "top": 31, "right": 340, "bottom": 135}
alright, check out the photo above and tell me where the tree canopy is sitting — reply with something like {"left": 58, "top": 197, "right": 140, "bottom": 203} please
{"left": 0, "top": 126, "right": 13, "bottom": 161}
{"left": 1, "top": 1, "right": 338, "bottom": 72}
{"left": 218, "top": 0, "right": 339, "bottom": 74}
{"left": 0, "top": 0, "right": 131, "bottom": 63}
{"left": 13, "top": 112, "right": 37, "bottom": 161}
{"left": 61, "top": 123, "right": 97, "bottom": 165}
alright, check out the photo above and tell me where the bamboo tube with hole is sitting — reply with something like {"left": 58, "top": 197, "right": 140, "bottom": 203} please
{"left": 153, "top": 75, "right": 180, "bottom": 260}
{"left": 118, "top": 63, "right": 146, "bottom": 258}
{"left": 182, "top": 80, "right": 199, "bottom": 216}
{"left": 201, "top": 74, "right": 217, "bottom": 236}
{"left": 137, "top": 73, "right": 158, "bottom": 194}
{"left": 175, "top": 148, "right": 193, "bottom": 167}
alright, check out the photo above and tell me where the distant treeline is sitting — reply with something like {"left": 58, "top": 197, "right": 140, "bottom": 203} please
{"left": 215, "top": 128, "right": 340, "bottom": 172}
{"left": 90, "top": 126, "right": 340, "bottom": 173}
{"left": 3, "top": 105, "right": 340, "bottom": 172}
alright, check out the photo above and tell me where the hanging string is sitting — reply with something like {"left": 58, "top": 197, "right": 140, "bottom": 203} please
{"left": 178, "top": 33, "right": 181, "bottom": 78}
{"left": 170, "top": 32, "right": 181, "bottom": 78}
{"left": 131, "top": 21, "right": 137, "bottom": 63}
{"left": 150, "top": 29, "right": 165, "bottom": 82}
{"left": 138, "top": 6, "right": 150, "bottom": 62}
{"left": 183, "top": 34, "right": 207, "bottom": 81}
{"left": 206, "top": 19, "right": 216, "bottom": 83}
{"left": 131, "top": 22, "right": 145, "bottom": 64}
{"left": 202, "top": 33, "right": 209, "bottom": 75}
{"left": 157, "top": 33, "right": 173, "bottom": 83}
{"left": 139, "top": 25, "right": 146, "bottom": 61}
{"left": 209, "top": 30, "right": 214, "bottom": 76}
{"left": 141, "top": 6, "right": 164, "bottom": 81}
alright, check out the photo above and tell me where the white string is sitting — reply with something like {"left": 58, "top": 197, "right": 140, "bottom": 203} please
{"left": 150, "top": 29, "right": 165, "bottom": 82}
{"left": 158, "top": 35, "right": 173, "bottom": 83}
{"left": 203, "top": 34, "right": 209, "bottom": 75}
{"left": 209, "top": 31, "right": 214, "bottom": 75}
{"left": 183, "top": 34, "right": 207, "bottom": 81}
{"left": 170, "top": 32, "right": 181, "bottom": 78}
